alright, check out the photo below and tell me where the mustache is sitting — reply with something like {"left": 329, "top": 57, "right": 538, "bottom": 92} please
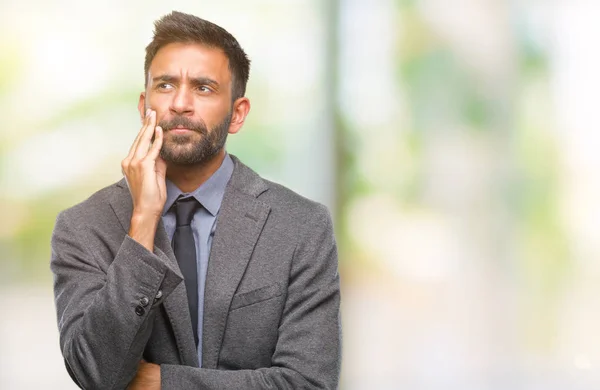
{"left": 158, "top": 116, "right": 207, "bottom": 134}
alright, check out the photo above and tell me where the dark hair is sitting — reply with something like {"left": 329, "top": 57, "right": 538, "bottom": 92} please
{"left": 145, "top": 11, "right": 250, "bottom": 101}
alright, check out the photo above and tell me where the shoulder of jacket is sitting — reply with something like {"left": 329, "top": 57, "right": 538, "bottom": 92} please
{"left": 58, "top": 179, "right": 123, "bottom": 221}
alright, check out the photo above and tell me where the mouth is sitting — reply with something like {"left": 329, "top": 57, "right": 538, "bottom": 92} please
{"left": 169, "top": 125, "right": 193, "bottom": 134}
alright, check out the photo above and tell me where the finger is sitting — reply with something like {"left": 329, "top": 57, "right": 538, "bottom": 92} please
{"left": 130, "top": 109, "right": 153, "bottom": 157}
{"left": 133, "top": 109, "right": 156, "bottom": 159}
{"left": 127, "top": 109, "right": 152, "bottom": 159}
{"left": 146, "top": 126, "right": 163, "bottom": 161}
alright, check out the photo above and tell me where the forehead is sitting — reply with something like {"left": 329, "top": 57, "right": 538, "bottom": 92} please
{"left": 149, "top": 42, "right": 231, "bottom": 83}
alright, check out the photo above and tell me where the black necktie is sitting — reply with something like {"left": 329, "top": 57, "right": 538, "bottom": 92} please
{"left": 172, "top": 196, "right": 201, "bottom": 346}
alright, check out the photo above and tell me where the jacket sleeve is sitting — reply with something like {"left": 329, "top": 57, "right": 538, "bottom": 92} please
{"left": 160, "top": 204, "right": 342, "bottom": 389}
{"left": 50, "top": 210, "right": 182, "bottom": 390}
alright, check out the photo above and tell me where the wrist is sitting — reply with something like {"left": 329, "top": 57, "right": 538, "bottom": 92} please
{"left": 131, "top": 209, "right": 162, "bottom": 224}
{"left": 129, "top": 212, "right": 160, "bottom": 252}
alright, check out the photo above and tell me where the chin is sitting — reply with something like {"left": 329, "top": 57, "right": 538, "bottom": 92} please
{"left": 160, "top": 147, "right": 208, "bottom": 166}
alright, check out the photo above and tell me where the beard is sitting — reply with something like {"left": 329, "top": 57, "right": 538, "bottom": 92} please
{"left": 157, "top": 112, "right": 231, "bottom": 165}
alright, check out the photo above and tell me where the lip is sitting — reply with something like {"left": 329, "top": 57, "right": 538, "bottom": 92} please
{"left": 170, "top": 128, "right": 193, "bottom": 134}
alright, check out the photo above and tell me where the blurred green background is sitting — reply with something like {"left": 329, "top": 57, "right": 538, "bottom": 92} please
{"left": 2, "top": 0, "right": 600, "bottom": 389}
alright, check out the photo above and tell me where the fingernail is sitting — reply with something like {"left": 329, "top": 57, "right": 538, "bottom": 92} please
{"left": 146, "top": 108, "right": 151, "bottom": 116}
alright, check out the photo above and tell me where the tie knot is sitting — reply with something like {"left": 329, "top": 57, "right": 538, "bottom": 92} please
{"left": 174, "top": 197, "right": 200, "bottom": 227}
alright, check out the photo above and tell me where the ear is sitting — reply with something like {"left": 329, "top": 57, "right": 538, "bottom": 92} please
{"left": 228, "top": 97, "right": 251, "bottom": 135}
{"left": 138, "top": 92, "right": 146, "bottom": 123}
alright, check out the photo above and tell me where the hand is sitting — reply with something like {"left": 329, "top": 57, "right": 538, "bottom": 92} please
{"left": 128, "top": 360, "right": 161, "bottom": 390}
{"left": 122, "top": 109, "right": 167, "bottom": 218}
{"left": 121, "top": 109, "right": 167, "bottom": 250}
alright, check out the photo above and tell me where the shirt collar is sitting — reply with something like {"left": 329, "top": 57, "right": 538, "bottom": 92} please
{"left": 162, "top": 153, "right": 234, "bottom": 217}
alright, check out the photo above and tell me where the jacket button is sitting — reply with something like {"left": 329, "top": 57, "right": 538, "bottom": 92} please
{"left": 140, "top": 297, "right": 149, "bottom": 307}
{"left": 155, "top": 290, "right": 163, "bottom": 299}
{"left": 135, "top": 305, "right": 145, "bottom": 316}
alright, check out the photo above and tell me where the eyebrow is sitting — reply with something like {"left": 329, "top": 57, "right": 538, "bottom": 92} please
{"left": 152, "top": 74, "right": 220, "bottom": 89}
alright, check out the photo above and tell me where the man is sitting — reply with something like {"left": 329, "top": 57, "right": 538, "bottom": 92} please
{"left": 50, "top": 11, "right": 341, "bottom": 390}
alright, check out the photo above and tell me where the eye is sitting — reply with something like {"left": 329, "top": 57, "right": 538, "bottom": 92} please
{"left": 198, "top": 85, "right": 212, "bottom": 93}
{"left": 157, "top": 83, "right": 174, "bottom": 90}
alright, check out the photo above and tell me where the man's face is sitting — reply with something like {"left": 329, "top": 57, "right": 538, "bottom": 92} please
{"left": 141, "top": 42, "right": 234, "bottom": 165}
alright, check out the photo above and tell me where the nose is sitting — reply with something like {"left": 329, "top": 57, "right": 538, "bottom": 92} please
{"left": 170, "top": 85, "right": 194, "bottom": 116}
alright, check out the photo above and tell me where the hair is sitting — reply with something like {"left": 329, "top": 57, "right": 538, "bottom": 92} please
{"left": 144, "top": 11, "right": 250, "bottom": 101}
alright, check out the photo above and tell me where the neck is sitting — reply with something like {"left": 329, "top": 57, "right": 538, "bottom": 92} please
{"left": 166, "top": 150, "right": 226, "bottom": 193}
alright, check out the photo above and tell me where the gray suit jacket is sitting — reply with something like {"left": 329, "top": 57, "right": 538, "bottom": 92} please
{"left": 50, "top": 156, "right": 341, "bottom": 389}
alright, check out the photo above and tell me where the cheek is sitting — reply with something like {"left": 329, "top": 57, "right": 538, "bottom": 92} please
{"left": 147, "top": 93, "right": 169, "bottom": 110}
{"left": 196, "top": 99, "right": 230, "bottom": 125}
{"left": 147, "top": 95, "right": 172, "bottom": 120}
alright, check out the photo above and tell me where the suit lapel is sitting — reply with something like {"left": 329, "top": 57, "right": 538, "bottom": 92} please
{"left": 201, "top": 158, "right": 270, "bottom": 369}
{"left": 109, "top": 179, "right": 199, "bottom": 367}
